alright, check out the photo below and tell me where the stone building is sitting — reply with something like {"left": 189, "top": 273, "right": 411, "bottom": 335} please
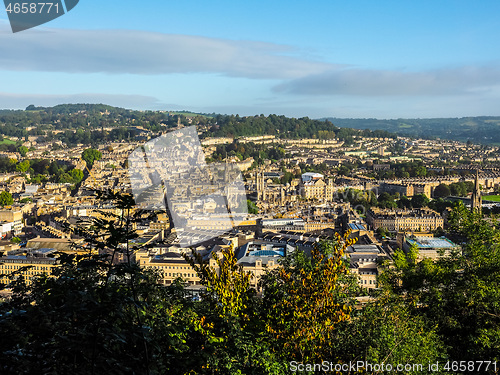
{"left": 366, "top": 207, "right": 444, "bottom": 232}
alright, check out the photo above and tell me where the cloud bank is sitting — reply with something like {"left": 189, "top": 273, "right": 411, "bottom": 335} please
{"left": 0, "top": 23, "right": 333, "bottom": 79}
{"left": 1, "top": 21, "right": 499, "bottom": 118}
{"left": 274, "top": 65, "right": 500, "bottom": 96}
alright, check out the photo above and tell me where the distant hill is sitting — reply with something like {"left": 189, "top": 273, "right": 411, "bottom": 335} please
{"left": 0, "top": 104, "right": 397, "bottom": 145}
{"left": 4, "top": 103, "right": 497, "bottom": 145}
{"left": 0, "top": 104, "right": 213, "bottom": 145}
{"left": 321, "top": 116, "right": 500, "bottom": 144}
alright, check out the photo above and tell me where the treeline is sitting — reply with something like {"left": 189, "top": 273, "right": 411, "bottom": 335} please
{"left": 0, "top": 193, "right": 498, "bottom": 374}
{"left": 323, "top": 116, "right": 500, "bottom": 144}
{"left": 343, "top": 188, "right": 431, "bottom": 210}
{"left": 208, "top": 114, "right": 396, "bottom": 141}
{"left": 434, "top": 181, "right": 475, "bottom": 197}
{"left": 0, "top": 139, "right": 24, "bottom": 153}
{"left": 7, "top": 104, "right": 500, "bottom": 145}
{"left": 0, "top": 104, "right": 210, "bottom": 143}
{"left": 209, "top": 142, "right": 287, "bottom": 164}
{"left": 0, "top": 156, "right": 83, "bottom": 184}
{"left": 367, "top": 160, "right": 429, "bottom": 179}
{"left": 1, "top": 104, "right": 398, "bottom": 147}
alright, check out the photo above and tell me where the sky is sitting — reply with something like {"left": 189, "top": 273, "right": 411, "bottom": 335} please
{"left": 1, "top": 0, "right": 500, "bottom": 119}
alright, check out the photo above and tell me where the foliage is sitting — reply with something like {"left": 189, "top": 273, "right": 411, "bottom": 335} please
{"left": 0, "top": 191, "right": 156, "bottom": 374}
{"left": 448, "top": 181, "right": 475, "bottom": 197}
{"left": 376, "top": 226, "right": 389, "bottom": 237}
{"left": 57, "top": 168, "right": 84, "bottom": 184}
{"left": 1, "top": 191, "right": 499, "bottom": 373}
{"left": 433, "top": 183, "right": 451, "bottom": 198}
{"left": 15, "top": 159, "right": 30, "bottom": 173}
{"left": 428, "top": 197, "right": 454, "bottom": 213}
{"left": 378, "top": 192, "right": 397, "bottom": 209}
{"left": 18, "top": 145, "right": 28, "bottom": 157}
{"left": 410, "top": 193, "right": 429, "bottom": 208}
{"left": 261, "top": 232, "right": 358, "bottom": 362}
{"left": 0, "top": 191, "right": 13, "bottom": 206}
{"left": 81, "top": 148, "right": 102, "bottom": 168}
{"left": 339, "top": 292, "right": 446, "bottom": 374}
{"left": 341, "top": 188, "right": 378, "bottom": 209}
{"left": 183, "top": 246, "right": 287, "bottom": 374}
{"left": 206, "top": 114, "right": 396, "bottom": 141}
{"left": 323, "top": 116, "right": 500, "bottom": 144}
{"left": 247, "top": 199, "right": 258, "bottom": 214}
{"left": 188, "top": 245, "right": 253, "bottom": 320}
{"left": 379, "top": 201, "right": 500, "bottom": 363}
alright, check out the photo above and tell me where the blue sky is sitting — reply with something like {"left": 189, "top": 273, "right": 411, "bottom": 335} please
{"left": 1, "top": 0, "right": 500, "bottom": 118}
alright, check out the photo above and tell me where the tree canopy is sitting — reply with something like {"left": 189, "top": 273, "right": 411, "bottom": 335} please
{"left": 0, "top": 193, "right": 499, "bottom": 373}
{"left": 81, "top": 148, "right": 102, "bottom": 168}
{"left": 0, "top": 191, "right": 13, "bottom": 206}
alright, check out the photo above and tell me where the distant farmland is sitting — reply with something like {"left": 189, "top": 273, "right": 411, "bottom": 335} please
{"left": 0, "top": 138, "right": 16, "bottom": 145}
{"left": 483, "top": 195, "right": 500, "bottom": 202}
{"left": 321, "top": 116, "right": 500, "bottom": 144}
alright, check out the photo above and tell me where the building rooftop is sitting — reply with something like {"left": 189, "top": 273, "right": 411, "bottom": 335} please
{"left": 236, "top": 241, "right": 294, "bottom": 266}
{"left": 301, "top": 172, "right": 324, "bottom": 182}
{"left": 348, "top": 223, "right": 367, "bottom": 231}
{"left": 407, "top": 237, "right": 457, "bottom": 249}
{"left": 347, "top": 244, "right": 380, "bottom": 253}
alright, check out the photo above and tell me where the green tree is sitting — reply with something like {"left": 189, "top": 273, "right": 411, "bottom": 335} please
{"left": 15, "top": 160, "right": 30, "bottom": 173}
{"left": 376, "top": 226, "right": 389, "bottom": 238}
{"left": 335, "top": 293, "right": 445, "bottom": 373}
{"left": 261, "top": 232, "right": 358, "bottom": 362}
{"left": 0, "top": 191, "right": 158, "bottom": 374}
{"left": 414, "top": 165, "right": 427, "bottom": 177}
{"left": 81, "top": 148, "right": 102, "bottom": 168}
{"left": 378, "top": 192, "right": 397, "bottom": 209}
{"left": 69, "top": 168, "right": 84, "bottom": 183}
{"left": 398, "top": 195, "right": 412, "bottom": 209}
{"left": 247, "top": 199, "right": 259, "bottom": 214}
{"left": 379, "top": 201, "right": 500, "bottom": 364}
{"left": 433, "top": 183, "right": 451, "bottom": 198}
{"left": 185, "top": 245, "right": 286, "bottom": 374}
{"left": 411, "top": 193, "right": 429, "bottom": 208}
{"left": 0, "top": 191, "right": 13, "bottom": 206}
{"left": 18, "top": 145, "right": 28, "bottom": 157}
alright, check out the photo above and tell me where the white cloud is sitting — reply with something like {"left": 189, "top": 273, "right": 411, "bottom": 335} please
{"left": 0, "top": 23, "right": 334, "bottom": 79}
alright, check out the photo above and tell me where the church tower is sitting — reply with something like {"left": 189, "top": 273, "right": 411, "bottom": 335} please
{"left": 256, "top": 171, "right": 266, "bottom": 201}
{"left": 471, "top": 169, "right": 482, "bottom": 213}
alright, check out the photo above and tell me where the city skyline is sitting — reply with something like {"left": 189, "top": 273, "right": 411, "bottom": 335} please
{"left": 1, "top": 1, "right": 500, "bottom": 119}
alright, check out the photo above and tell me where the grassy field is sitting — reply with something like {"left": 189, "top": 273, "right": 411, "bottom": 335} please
{"left": 168, "top": 111, "right": 212, "bottom": 118}
{"left": 483, "top": 195, "right": 500, "bottom": 202}
{"left": 0, "top": 138, "right": 17, "bottom": 145}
